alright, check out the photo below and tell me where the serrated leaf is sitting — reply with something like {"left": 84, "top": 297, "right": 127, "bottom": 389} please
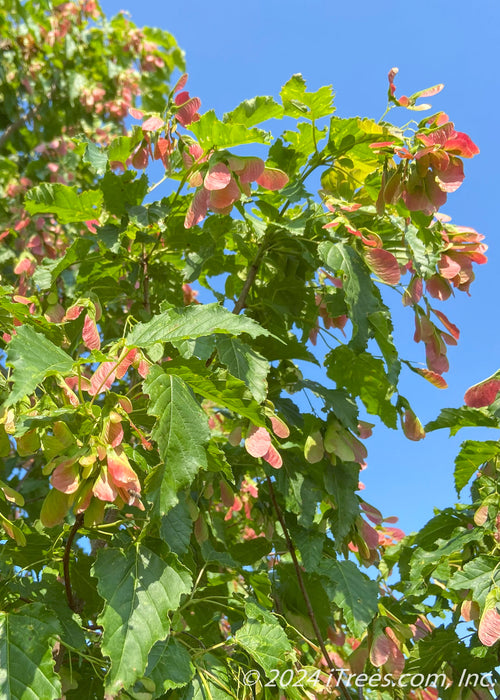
{"left": 6, "top": 325, "right": 74, "bottom": 405}
{"left": 127, "top": 303, "right": 270, "bottom": 347}
{"left": 93, "top": 543, "right": 192, "bottom": 695}
{"left": 280, "top": 74, "right": 334, "bottom": 120}
{"left": 326, "top": 346, "right": 397, "bottom": 428}
{"left": 160, "top": 495, "right": 193, "bottom": 555}
{"left": 216, "top": 336, "right": 269, "bottom": 403}
{"left": 190, "top": 110, "right": 272, "bottom": 149}
{"left": 0, "top": 603, "right": 62, "bottom": 700}
{"left": 24, "top": 183, "right": 103, "bottom": 223}
{"left": 324, "top": 463, "right": 360, "bottom": 546}
{"left": 161, "top": 358, "right": 266, "bottom": 425}
{"left": 235, "top": 602, "right": 294, "bottom": 676}
{"left": 319, "top": 559, "right": 378, "bottom": 636}
{"left": 449, "top": 556, "right": 500, "bottom": 608}
{"left": 223, "top": 95, "right": 283, "bottom": 127}
{"left": 319, "top": 241, "right": 382, "bottom": 349}
{"left": 144, "top": 367, "right": 209, "bottom": 516}
{"left": 83, "top": 141, "right": 108, "bottom": 175}
{"left": 33, "top": 238, "right": 93, "bottom": 290}
{"left": 425, "top": 407, "right": 500, "bottom": 435}
{"left": 145, "top": 638, "right": 195, "bottom": 697}
{"left": 454, "top": 440, "right": 500, "bottom": 495}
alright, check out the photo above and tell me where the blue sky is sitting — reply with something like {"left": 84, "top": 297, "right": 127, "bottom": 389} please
{"left": 102, "top": 0, "right": 500, "bottom": 535}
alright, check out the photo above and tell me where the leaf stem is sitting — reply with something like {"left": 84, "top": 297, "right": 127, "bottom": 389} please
{"left": 63, "top": 513, "right": 84, "bottom": 613}
{"left": 266, "top": 476, "right": 352, "bottom": 700}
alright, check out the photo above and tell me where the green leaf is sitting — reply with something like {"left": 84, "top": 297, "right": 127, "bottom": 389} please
{"left": 324, "top": 462, "right": 360, "bottom": 546}
{"left": 190, "top": 110, "right": 272, "bottom": 149}
{"left": 216, "top": 336, "right": 269, "bottom": 403}
{"left": 229, "top": 537, "right": 273, "bottom": 565}
{"left": 144, "top": 367, "right": 209, "bottom": 516}
{"left": 0, "top": 603, "right": 62, "bottom": 700}
{"left": 83, "top": 140, "right": 108, "bottom": 175}
{"left": 127, "top": 303, "right": 271, "bottom": 347}
{"left": 415, "top": 509, "right": 466, "bottom": 550}
{"left": 33, "top": 238, "right": 93, "bottom": 290}
{"left": 100, "top": 170, "right": 148, "bottom": 217}
{"left": 454, "top": 440, "right": 500, "bottom": 495}
{"left": 319, "top": 241, "right": 382, "bottom": 350}
{"left": 319, "top": 559, "right": 378, "bottom": 636}
{"left": 145, "top": 638, "right": 195, "bottom": 697}
{"left": 24, "top": 183, "right": 103, "bottom": 224}
{"left": 326, "top": 346, "right": 397, "bottom": 428}
{"left": 280, "top": 74, "right": 334, "bottom": 120}
{"left": 449, "top": 556, "right": 500, "bottom": 608}
{"left": 235, "top": 602, "right": 294, "bottom": 676}
{"left": 223, "top": 95, "right": 284, "bottom": 127}
{"left": 93, "top": 543, "right": 192, "bottom": 695}
{"left": 163, "top": 358, "right": 266, "bottom": 426}
{"left": 403, "top": 221, "right": 442, "bottom": 278}
{"left": 180, "top": 655, "right": 234, "bottom": 700}
{"left": 425, "top": 407, "right": 500, "bottom": 435}
{"left": 5, "top": 325, "right": 73, "bottom": 406}
{"left": 160, "top": 495, "right": 193, "bottom": 555}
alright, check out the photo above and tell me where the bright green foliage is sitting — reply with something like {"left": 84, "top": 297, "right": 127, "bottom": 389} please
{"left": 0, "top": 1, "right": 496, "bottom": 699}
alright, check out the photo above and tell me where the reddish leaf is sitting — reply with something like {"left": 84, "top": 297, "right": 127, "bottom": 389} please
{"left": 115, "top": 349, "right": 138, "bottom": 379}
{"left": 370, "top": 632, "right": 391, "bottom": 666}
{"left": 92, "top": 469, "right": 117, "bottom": 502}
{"left": 50, "top": 459, "right": 80, "bottom": 494}
{"left": 173, "top": 72, "right": 189, "bottom": 94}
{"left": 89, "top": 361, "right": 117, "bottom": 396}
{"left": 365, "top": 248, "right": 401, "bottom": 285}
{"left": 82, "top": 314, "right": 101, "bottom": 350}
{"left": 204, "top": 162, "right": 232, "bottom": 191}
{"left": 414, "top": 368, "right": 448, "bottom": 389}
{"left": 433, "top": 309, "right": 459, "bottom": 339}
{"left": 245, "top": 426, "right": 271, "bottom": 458}
{"left": 256, "top": 167, "right": 289, "bottom": 191}
{"left": 141, "top": 116, "right": 164, "bottom": 132}
{"left": 209, "top": 177, "right": 240, "bottom": 211}
{"left": 479, "top": 606, "right": 500, "bottom": 646}
{"left": 263, "top": 444, "right": 283, "bottom": 469}
{"left": 464, "top": 374, "right": 500, "bottom": 408}
{"left": 402, "top": 409, "right": 426, "bottom": 441}
{"left": 184, "top": 187, "right": 210, "bottom": 228}
{"left": 360, "top": 502, "right": 383, "bottom": 525}
{"left": 128, "top": 107, "right": 144, "bottom": 120}
{"left": 269, "top": 415, "right": 290, "bottom": 438}
{"left": 175, "top": 94, "right": 201, "bottom": 127}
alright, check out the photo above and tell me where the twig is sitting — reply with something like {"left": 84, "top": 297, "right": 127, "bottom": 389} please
{"left": 63, "top": 513, "right": 84, "bottom": 612}
{"left": 141, "top": 247, "right": 150, "bottom": 313}
{"left": 266, "top": 476, "right": 352, "bottom": 700}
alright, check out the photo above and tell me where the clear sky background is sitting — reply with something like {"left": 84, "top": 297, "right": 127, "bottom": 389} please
{"left": 102, "top": 0, "right": 500, "bottom": 535}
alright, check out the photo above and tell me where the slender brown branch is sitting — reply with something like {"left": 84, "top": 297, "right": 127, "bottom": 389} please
{"left": 141, "top": 247, "right": 150, "bottom": 313}
{"left": 63, "top": 513, "right": 84, "bottom": 612}
{"left": 266, "top": 476, "right": 352, "bottom": 700}
{"left": 233, "top": 243, "right": 268, "bottom": 315}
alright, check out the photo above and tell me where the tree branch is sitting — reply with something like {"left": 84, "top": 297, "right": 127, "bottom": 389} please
{"left": 266, "top": 476, "right": 352, "bottom": 700}
{"left": 233, "top": 242, "right": 268, "bottom": 315}
{"left": 63, "top": 513, "right": 84, "bottom": 613}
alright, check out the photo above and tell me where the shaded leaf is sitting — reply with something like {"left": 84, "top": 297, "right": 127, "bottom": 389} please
{"left": 93, "top": 543, "right": 192, "bottom": 695}
{"left": 25, "top": 183, "right": 103, "bottom": 224}
{"left": 144, "top": 367, "right": 210, "bottom": 516}
{"left": 0, "top": 603, "right": 62, "bottom": 700}
{"left": 6, "top": 325, "right": 73, "bottom": 406}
